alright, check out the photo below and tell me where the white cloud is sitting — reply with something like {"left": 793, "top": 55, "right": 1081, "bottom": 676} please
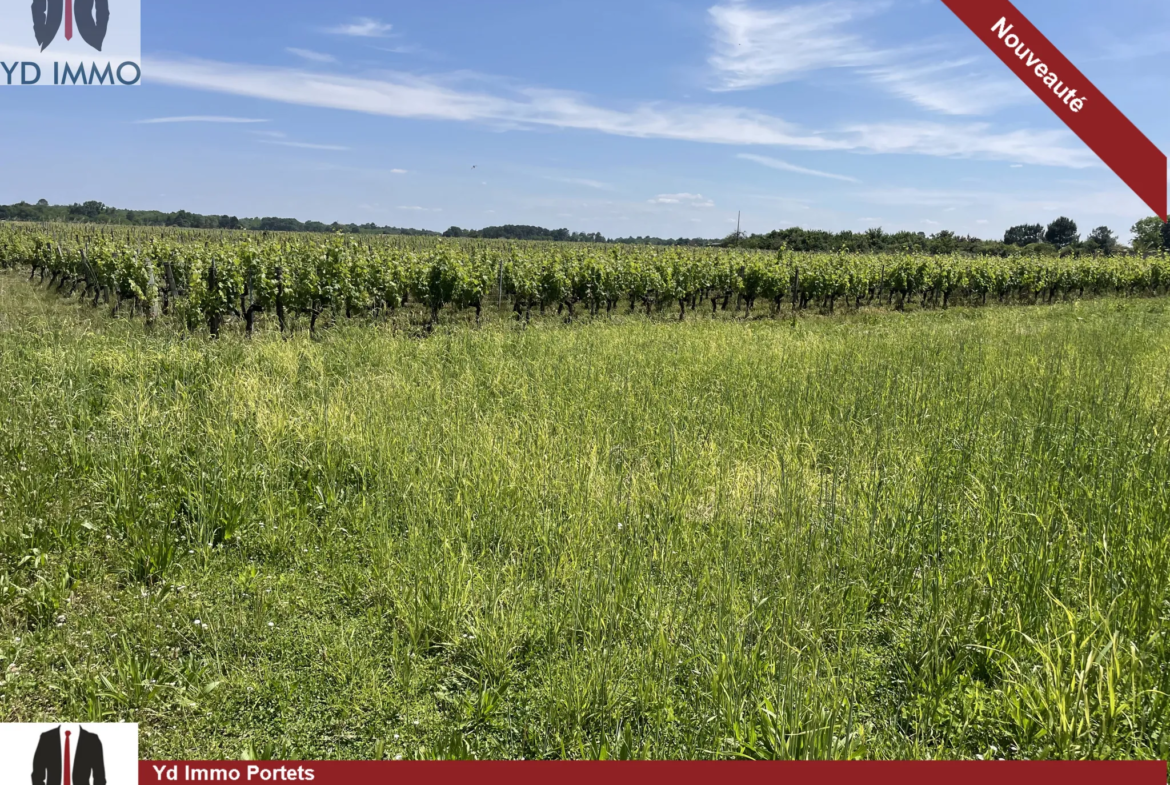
{"left": 136, "top": 116, "right": 268, "bottom": 124}
{"left": 145, "top": 57, "right": 849, "bottom": 149}
{"left": 857, "top": 185, "right": 1146, "bottom": 219}
{"left": 549, "top": 177, "right": 612, "bottom": 190}
{"left": 707, "top": 1, "right": 1029, "bottom": 116}
{"left": 287, "top": 48, "right": 337, "bottom": 64}
{"left": 840, "top": 122, "right": 1094, "bottom": 168}
{"left": 738, "top": 153, "right": 860, "bottom": 182}
{"left": 397, "top": 206, "right": 441, "bottom": 211}
{"left": 855, "top": 187, "right": 989, "bottom": 208}
{"left": 649, "top": 193, "right": 716, "bottom": 207}
{"left": 145, "top": 57, "right": 1095, "bottom": 168}
{"left": 373, "top": 45, "right": 427, "bottom": 56}
{"left": 708, "top": 1, "right": 885, "bottom": 89}
{"left": 976, "top": 219, "right": 989, "bottom": 224}
{"left": 1091, "top": 29, "right": 1170, "bottom": 63}
{"left": 751, "top": 194, "right": 813, "bottom": 209}
{"left": 391, "top": 169, "right": 408, "bottom": 174}
{"left": 863, "top": 59, "right": 1026, "bottom": 116}
{"left": 326, "top": 18, "right": 393, "bottom": 38}
{"left": 262, "top": 140, "right": 349, "bottom": 151}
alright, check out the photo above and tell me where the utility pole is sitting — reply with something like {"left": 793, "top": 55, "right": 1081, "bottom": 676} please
{"left": 735, "top": 211, "right": 741, "bottom": 247}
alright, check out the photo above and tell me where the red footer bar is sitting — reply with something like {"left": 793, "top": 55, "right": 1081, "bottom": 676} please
{"left": 141, "top": 760, "right": 1167, "bottom": 785}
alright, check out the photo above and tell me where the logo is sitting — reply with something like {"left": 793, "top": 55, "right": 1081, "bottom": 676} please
{"left": 0, "top": 723, "right": 138, "bottom": 785}
{"left": 1, "top": 0, "right": 139, "bottom": 85}
{"left": 33, "top": 0, "right": 111, "bottom": 52}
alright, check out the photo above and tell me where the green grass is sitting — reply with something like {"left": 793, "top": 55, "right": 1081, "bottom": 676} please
{"left": 2, "top": 270, "right": 1170, "bottom": 760}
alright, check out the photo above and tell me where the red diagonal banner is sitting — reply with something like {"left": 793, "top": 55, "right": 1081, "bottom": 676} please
{"left": 940, "top": 0, "right": 1167, "bottom": 221}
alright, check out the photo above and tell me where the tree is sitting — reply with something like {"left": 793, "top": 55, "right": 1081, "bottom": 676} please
{"left": 1024, "top": 242, "right": 1058, "bottom": 257}
{"left": 929, "top": 230, "right": 958, "bottom": 253}
{"left": 1131, "top": 217, "right": 1165, "bottom": 254}
{"left": 1044, "top": 217, "right": 1079, "bottom": 249}
{"left": 36, "top": 199, "right": 49, "bottom": 207}
{"left": 1085, "top": 226, "right": 1118, "bottom": 255}
{"left": 1163, "top": 220, "right": 1170, "bottom": 251}
{"left": 1005, "top": 223, "right": 1044, "bottom": 246}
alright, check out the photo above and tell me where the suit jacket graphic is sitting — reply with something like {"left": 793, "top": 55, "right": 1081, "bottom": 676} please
{"left": 31, "top": 726, "right": 106, "bottom": 785}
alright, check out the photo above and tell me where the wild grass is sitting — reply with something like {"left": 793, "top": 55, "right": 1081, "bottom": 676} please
{"left": 1, "top": 271, "right": 1169, "bottom": 760}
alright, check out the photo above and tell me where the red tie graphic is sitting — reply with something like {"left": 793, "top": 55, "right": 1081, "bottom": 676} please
{"left": 65, "top": 0, "right": 73, "bottom": 41}
{"left": 63, "top": 730, "right": 71, "bottom": 785}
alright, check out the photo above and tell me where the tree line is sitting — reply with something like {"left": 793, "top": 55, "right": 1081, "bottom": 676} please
{"left": 732, "top": 217, "right": 1169, "bottom": 256}
{"left": 441, "top": 224, "right": 718, "bottom": 246}
{"left": 3, "top": 199, "right": 1166, "bottom": 255}
{"left": 0, "top": 200, "right": 438, "bottom": 236}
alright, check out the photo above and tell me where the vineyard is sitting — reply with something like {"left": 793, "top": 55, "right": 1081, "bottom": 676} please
{"left": 3, "top": 223, "right": 1170, "bottom": 334}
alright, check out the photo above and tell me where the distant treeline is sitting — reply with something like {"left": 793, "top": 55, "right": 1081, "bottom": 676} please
{"left": 441, "top": 224, "right": 717, "bottom": 246}
{"left": 734, "top": 227, "right": 1012, "bottom": 255}
{"left": 734, "top": 217, "right": 1170, "bottom": 257}
{"left": 4, "top": 200, "right": 1166, "bottom": 255}
{"left": 0, "top": 200, "right": 438, "bottom": 236}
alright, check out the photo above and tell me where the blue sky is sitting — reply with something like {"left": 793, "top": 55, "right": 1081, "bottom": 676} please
{"left": 2, "top": 0, "right": 1167, "bottom": 239}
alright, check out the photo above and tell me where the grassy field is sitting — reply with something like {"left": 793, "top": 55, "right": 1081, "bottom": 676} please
{"left": 2, "top": 269, "right": 1169, "bottom": 761}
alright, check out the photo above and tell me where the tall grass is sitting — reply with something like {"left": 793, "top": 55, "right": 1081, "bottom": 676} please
{"left": 1, "top": 272, "right": 1168, "bottom": 760}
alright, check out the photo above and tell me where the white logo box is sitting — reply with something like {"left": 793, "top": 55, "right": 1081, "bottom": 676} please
{"left": 0, "top": 1, "right": 141, "bottom": 85}
{"left": 0, "top": 723, "right": 138, "bottom": 785}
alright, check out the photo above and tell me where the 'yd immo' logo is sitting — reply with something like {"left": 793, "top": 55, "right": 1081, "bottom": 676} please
{"left": 1, "top": 0, "right": 138, "bottom": 85}
{"left": 33, "top": 0, "right": 110, "bottom": 52}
